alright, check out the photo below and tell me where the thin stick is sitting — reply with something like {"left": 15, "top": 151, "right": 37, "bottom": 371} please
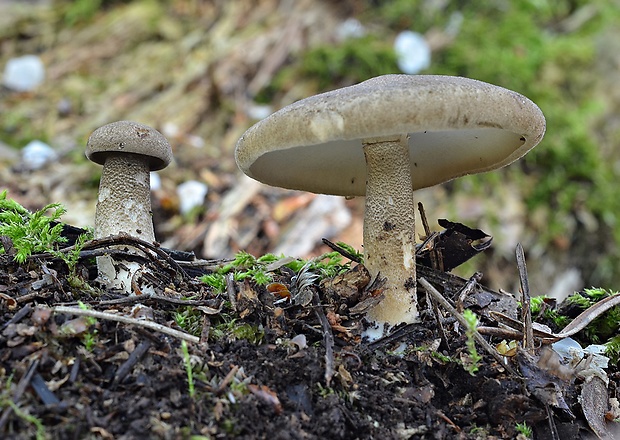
{"left": 418, "top": 202, "right": 432, "bottom": 238}
{"left": 113, "top": 339, "right": 152, "bottom": 385}
{"left": 416, "top": 203, "right": 450, "bottom": 346}
{"left": 546, "top": 404, "right": 560, "bottom": 440}
{"left": 313, "top": 290, "right": 335, "bottom": 386}
{"left": 418, "top": 277, "right": 520, "bottom": 377}
{"left": 417, "top": 202, "right": 443, "bottom": 271}
{"left": 456, "top": 272, "right": 483, "bottom": 313}
{"left": 477, "top": 326, "right": 524, "bottom": 340}
{"left": 53, "top": 306, "right": 199, "bottom": 343}
{"left": 515, "top": 243, "right": 534, "bottom": 352}
{"left": 226, "top": 273, "right": 237, "bottom": 311}
{"left": 60, "top": 292, "right": 221, "bottom": 308}
{"left": 321, "top": 238, "right": 362, "bottom": 264}
{"left": 0, "top": 359, "right": 39, "bottom": 431}
{"left": 215, "top": 365, "right": 240, "bottom": 395}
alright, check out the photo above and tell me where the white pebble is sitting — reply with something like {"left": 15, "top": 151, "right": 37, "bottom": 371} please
{"left": 394, "top": 31, "right": 431, "bottom": 75}
{"left": 176, "top": 180, "right": 208, "bottom": 214}
{"left": 21, "top": 140, "right": 57, "bottom": 170}
{"left": 3, "top": 55, "right": 45, "bottom": 92}
{"left": 336, "top": 18, "right": 366, "bottom": 41}
{"left": 149, "top": 172, "right": 161, "bottom": 191}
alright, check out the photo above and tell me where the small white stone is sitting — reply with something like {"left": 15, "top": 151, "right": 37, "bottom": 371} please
{"left": 336, "top": 18, "right": 366, "bottom": 41}
{"left": 21, "top": 140, "right": 57, "bottom": 170}
{"left": 177, "top": 180, "right": 208, "bottom": 214}
{"left": 394, "top": 31, "right": 431, "bottom": 75}
{"left": 186, "top": 134, "right": 205, "bottom": 148}
{"left": 246, "top": 102, "right": 273, "bottom": 120}
{"left": 3, "top": 55, "right": 45, "bottom": 92}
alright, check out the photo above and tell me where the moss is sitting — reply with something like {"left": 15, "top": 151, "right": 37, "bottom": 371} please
{"left": 565, "top": 288, "right": 620, "bottom": 343}
{"left": 258, "top": 34, "right": 399, "bottom": 100}
{"left": 299, "top": 35, "right": 399, "bottom": 89}
{"left": 0, "top": 191, "right": 70, "bottom": 263}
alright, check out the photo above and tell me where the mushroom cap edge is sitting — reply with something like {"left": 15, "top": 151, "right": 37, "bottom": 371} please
{"left": 235, "top": 75, "right": 546, "bottom": 196}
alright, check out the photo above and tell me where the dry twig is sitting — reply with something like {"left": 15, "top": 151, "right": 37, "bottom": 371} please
{"left": 418, "top": 277, "right": 520, "bottom": 377}
{"left": 313, "top": 290, "right": 335, "bottom": 387}
{"left": 516, "top": 243, "right": 534, "bottom": 352}
{"left": 0, "top": 359, "right": 39, "bottom": 431}
{"left": 53, "top": 305, "right": 199, "bottom": 343}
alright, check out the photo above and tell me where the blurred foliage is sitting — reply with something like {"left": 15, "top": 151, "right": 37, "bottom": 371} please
{"left": 256, "top": 35, "right": 399, "bottom": 103}
{"left": 420, "top": 0, "right": 620, "bottom": 286}
{"left": 61, "top": 0, "right": 104, "bottom": 25}
{"left": 2, "top": 0, "right": 620, "bottom": 289}
{"left": 299, "top": 36, "right": 399, "bottom": 89}
{"left": 428, "top": 1, "right": 616, "bottom": 233}
{"left": 259, "top": 0, "right": 620, "bottom": 286}
{"left": 57, "top": 0, "right": 134, "bottom": 26}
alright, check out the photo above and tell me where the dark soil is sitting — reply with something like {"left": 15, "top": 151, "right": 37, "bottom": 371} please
{"left": 0, "top": 235, "right": 617, "bottom": 439}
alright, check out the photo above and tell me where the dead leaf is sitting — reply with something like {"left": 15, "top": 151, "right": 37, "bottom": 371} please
{"left": 517, "top": 349, "right": 574, "bottom": 418}
{"left": 248, "top": 384, "right": 282, "bottom": 415}
{"left": 580, "top": 376, "right": 612, "bottom": 439}
{"left": 417, "top": 219, "right": 492, "bottom": 271}
{"left": 57, "top": 317, "right": 93, "bottom": 337}
{"left": 0, "top": 291, "right": 16, "bottom": 309}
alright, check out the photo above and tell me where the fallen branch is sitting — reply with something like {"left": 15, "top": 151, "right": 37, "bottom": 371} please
{"left": 53, "top": 305, "right": 199, "bottom": 343}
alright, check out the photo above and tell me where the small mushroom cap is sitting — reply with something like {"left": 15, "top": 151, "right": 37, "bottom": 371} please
{"left": 86, "top": 121, "right": 172, "bottom": 171}
{"left": 235, "top": 75, "right": 546, "bottom": 196}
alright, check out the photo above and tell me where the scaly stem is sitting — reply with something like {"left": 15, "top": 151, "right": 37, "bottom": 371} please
{"left": 363, "top": 136, "right": 417, "bottom": 326}
{"left": 95, "top": 154, "right": 154, "bottom": 242}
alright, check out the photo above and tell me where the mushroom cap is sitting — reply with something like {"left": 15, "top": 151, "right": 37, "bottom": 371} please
{"left": 235, "top": 75, "right": 546, "bottom": 196}
{"left": 86, "top": 121, "right": 172, "bottom": 171}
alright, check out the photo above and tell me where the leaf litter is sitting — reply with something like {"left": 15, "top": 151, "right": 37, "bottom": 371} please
{"left": 1, "top": 209, "right": 619, "bottom": 438}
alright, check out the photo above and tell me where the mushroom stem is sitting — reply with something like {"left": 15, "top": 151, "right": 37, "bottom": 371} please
{"left": 363, "top": 136, "right": 418, "bottom": 325}
{"left": 95, "top": 153, "right": 154, "bottom": 242}
{"left": 94, "top": 153, "right": 154, "bottom": 292}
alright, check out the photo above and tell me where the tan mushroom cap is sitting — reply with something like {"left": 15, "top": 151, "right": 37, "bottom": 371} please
{"left": 235, "top": 75, "right": 546, "bottom": 196}
{"left": 86, "top": 120, "right": 172, "bottom": 171}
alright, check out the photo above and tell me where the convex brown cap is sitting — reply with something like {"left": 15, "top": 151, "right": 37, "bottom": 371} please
{"left": 235, "top": 75, "right": 546, "bottom": 196}
{"left": 86, "top": 120, "right": 172, "bottom": 171}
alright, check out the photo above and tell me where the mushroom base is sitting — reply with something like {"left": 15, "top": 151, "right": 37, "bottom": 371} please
{"left": 96, "top": 254, "right": 155, "bottom": 295}
{"left": 362, "top": 137, "right": 418, "bottom": 326}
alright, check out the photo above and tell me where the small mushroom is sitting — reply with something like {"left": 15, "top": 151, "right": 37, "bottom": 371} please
{"left": 235, "top": 75, "right": 545, "bottom": 332}
{"left": 86, "top": 120, "right": 172, "bottom": 291}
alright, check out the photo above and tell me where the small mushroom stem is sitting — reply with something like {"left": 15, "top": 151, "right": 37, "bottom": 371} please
{"left": 94, "top": 153, "right": 154, "bottom": 292}
{"left": 363, "top": 136, "right": 418, "bottom": 325}
{"left": 95, "top": 153, "right": 154, "bottom": 242}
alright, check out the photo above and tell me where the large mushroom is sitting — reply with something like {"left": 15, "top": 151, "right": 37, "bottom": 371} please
{"left": 235, "top": 75, "right": 546, "bottom": 331}
{"left": 86, "top": 120, "right": 173, "bottom": 292}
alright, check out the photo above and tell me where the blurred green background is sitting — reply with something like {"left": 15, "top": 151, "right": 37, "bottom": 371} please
{"left": 1, "top": 0, "right": 619, "bottom": 296}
